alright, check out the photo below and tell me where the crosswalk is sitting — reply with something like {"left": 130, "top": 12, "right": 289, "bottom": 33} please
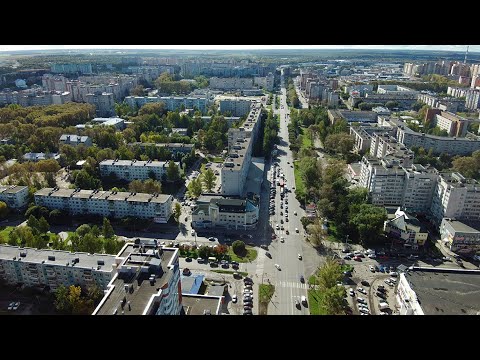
{"left": 275, "top": 281, "right": 309, "bottom": 289}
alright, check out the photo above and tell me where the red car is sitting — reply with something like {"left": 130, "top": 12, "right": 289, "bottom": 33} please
{"left": 353, "top": 256, "right": 362, "bottom": 261}
{"left": 271, "top": 234, "right": 277, "bottom": 239}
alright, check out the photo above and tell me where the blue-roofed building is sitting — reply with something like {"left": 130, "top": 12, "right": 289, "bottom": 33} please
{"left": 181, "top": 274, "right": 204, "bottom": 294}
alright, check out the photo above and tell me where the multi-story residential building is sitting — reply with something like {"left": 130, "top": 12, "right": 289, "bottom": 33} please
{"left": 377, "top": 85, "right": 417, "bottom": 95}
{"left": 124, "top": 96, "right": 208, "bottom": 113}
{"left": 359, "top": 157, "right": 437, "bottom": 212}
{"left": 200, "top": 116, "right": 241, "bottom": 127}
{"left": 93, "top": 239, "right": 182, "bottom": 315}
{"left": 127, "top": 142, "right": 194, "bottom": 155}
{"left": 364, "top": 92, "right": 418, "bottom": 109}
{"left": 394, "top": 119, "right": 480, "bottom": 156}
{"left": 465, "top": 89, "right": 480, "bottom": 110}
{"left": 59, "top": 134, "right": 93, "bottom": 147}
{"left": 0, "top": 244, "right": 115, "bottom": 291}
{"left": 0, "top": 185, "right": 29, "bottom": 209}
{"left": 369, "top": 133, "right": 415, "bottom": 167}
{"left": 23, "top": 152, "right": 60, "bottom": 162}
{"left": 171, "top": 128, "right": 188, "bottom": 136}
{"left": 34, "top": 188, "right": 173, "bottom": 223}
{"left": 424, "top": 110, "right": 468, "bottom": 137}
{"left": 384, "top": 207, "right": 429, "bottom": 249}
{"left": 343, "top": 84, "right": 374, "bottom": 97}
{"left": 99, "top": 159, "right": 179, "bottom": 182}
{"left": 440, "top": 219, "right": 480, "bottom": 256}
{"left": 219, "top": 99, "right": 253, "bottom": 117}
{"left": 350, "top": 127, "right": 373, "bottom": 153}
{"left": 85, "top": 92, "right": 115, "bottom": 117}
{"left": 327, "top": 109, "right": 378, "bottom": 125}
{"left": 372, "top": 106, "right": 391, "bottom": 116}
{"left": 209, "top": 77, "right": 254, "bottom": 90}
{"left": 221, "top": 105, "right": 262, "bottom": 196}
{"left": 192, "top": 194, "right": 259, "bottom": 230}
{"left": 51, "top": 63, "right": 93, "bottom": 74}
{"left": 447, "top": 86, "right": 469, "bottom": 98}
{"left": 42, "top": 74, "right": 69, "bottom": 92}
{"left": 253, "top": 73, "right": 274, "bottom": 91}
{"left": 430, "top": 172, "right": 480, "bottom": 225}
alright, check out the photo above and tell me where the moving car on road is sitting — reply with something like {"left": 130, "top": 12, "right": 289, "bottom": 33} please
{"left": 275, "top": 264, "right": 281, "bottom": 270}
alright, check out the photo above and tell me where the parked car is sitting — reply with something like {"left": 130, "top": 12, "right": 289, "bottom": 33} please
{"left": 12, "top": 302, "right": 20, "bottom": 311}
{"left": 357, "top": 287, "right": 367, "bottom": 295}
{"left": 275, "top": 264, "right": 281, "bottom": 270}
{"left": 298, "top": 254, "right": 302, "bottom": 260}
{"left": 361, "top": 280, "right": 370, "bottom": 286}
{"left": 232, "top": 294, "right": 237, "bottom": 303}
{"left": 369, "top": 265, "right": 375, "bottom": 272}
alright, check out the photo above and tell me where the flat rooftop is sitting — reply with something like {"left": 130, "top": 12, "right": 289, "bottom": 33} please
{"left": 445, "top": 220, "right": 480, "bottom": 233}
{"left": 181, "top": 294, "right": 223, "bottom": 315}
{"left": 35, "top": 188, "right": 171, "bottom": 204}
{"left": 94, "top": 244, "right": 177, "bottom": 315}
{"left": 0, "top": 185, "right": 27, "bottom": 194}
{"left": 0, "top": 244, "right": 115, "bottom": 273}
{"left": 100, "top": 159, "right": 170, "bottom": 168}
{"left": 406, "top": 269, "right": 480, "bottom": 315}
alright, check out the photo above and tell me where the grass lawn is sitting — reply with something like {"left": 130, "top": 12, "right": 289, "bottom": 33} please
{"left": 308, "top": 274, "right": 318, "bottom": 285}
{"left": 293, "top": 161, "right": 306, "bottom": 197}
{"left": 308, "top": 289, "right": 327, "bottom": 315}
{"left": 301, "top": 134, "right": 312, "bottom": 149}
{"left": 228, "top": 246, "right": 257, "bottom": 263}
{"left": 0, "top": 226, "right": 15, "bottom": 243}
{"left": 212, "top": 269, "right": 248, "bottom": 277}
{"left": 258, "top": 284, "right": 275, "bottom": 315}
{"left": 206, "top": 156, "right": 224, "bottom": 163}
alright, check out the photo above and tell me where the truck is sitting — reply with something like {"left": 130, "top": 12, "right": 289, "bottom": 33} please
{"left": 378, "top": 302, "right": 390, "bottom": 311}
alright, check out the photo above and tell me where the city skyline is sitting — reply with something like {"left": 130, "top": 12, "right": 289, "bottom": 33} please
{"left": 0, "top": 45, "right": 478, "bottom": 53}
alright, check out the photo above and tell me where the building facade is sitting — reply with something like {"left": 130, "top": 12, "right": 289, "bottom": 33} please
{"left": 192, "top": 195, "right": 259, "bottom": 230}
{"left": 0, "top": 244, "right": 115, "bottom": 291}
{"left": 34, "top": 188, "right": 173, "bottom": 223}
{"left": 219, "top": 99, "right": 252, "bottom": 117}
{"left": 440, "top": 219, "right": 480, "bottom": 256}
{"left": 99, "top": 159, "right": 178, "bottom": 182}
{"left": 384, "top": 207, "right": 429, "bottom": 249}
{"left": 85, "top": 92, "right": 115, "bottom": 117}
{"left": 124, "top": 96, "right": 208, "bottom": 113}
{"left": 0, "top": 185, "right": 29, "bottom": 209}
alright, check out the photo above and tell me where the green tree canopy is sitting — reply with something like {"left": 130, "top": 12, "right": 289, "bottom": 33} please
{"left": 201, "top": 168, "right": 216, "bottom": 193}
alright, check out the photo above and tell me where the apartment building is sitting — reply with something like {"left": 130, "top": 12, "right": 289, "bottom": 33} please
{"left": 127, "top": 142, "right": 194, "bottom": 155}
{"left": 85, "top": 92, "right": 115, "bottom": 117}
{"left": 34, "top": 188, "right": 173, "bottom": 223}
{"left": 93, "top": 239, "right": 182, "bottom": 315}
{"left": 0, "top": 185, "right": 29, "bottom": 209}
{"left": 59, "top": 134, "right": 93, "bottom": 147}
{"left": 99, "top": 159, "right": 179, "bottom": 181}
{"left": 369, "top": 133, "right": 415, "bottom": 167}
{"left": 209, "top": 77, "right": 254, "bottom": 90}
{"left": 192, "top": 194, "right": 259, "bottom": 230}
{"left": 440, "top": 219, "right": 480, "bottom": 256}
{"left": 219, "top": 99, "right": 253, "bottom": 117}
{"left": 430, "top": 172, "right": 480, "bottom": 225}
{"left": 359, "top": 157, "right": 437, "bottom": 212}
{"left": 384, "top": 207, "right": 429, "bottom": 249}
{"left": 253, "top": 73, "right": 275, "bottom": 91}
{"left": 0, "top": 244, "right": 115, "bottom": 291}
{"left": 124, "top": 96, "right": 208, "bottom": 113}
{"left": 51, "top": 63, "right": 93, "bottom": 74}
{"left": 465, "top": 89, "right": 480, "bottom": 110}
{"left": 377, "top": 85, "right": 417, "bottom": 95}
{"left": 327, "top": 109, "right": 377, "bottom": 125}
{"left": 427, "top": 111, "right": 468, "bottom": 137}
{"left": 90, "top": 117, "right": 126, "bottom": 130}
{"left": 395, "top": 120, "right": 480, "bottom": 156}
{"left": 221, "top": 105, "right": 262, "bottom": 196}
{"left": 42, "top": 74, "right": 69, "bottom": 92}
{"left": 364, "top": 92, "right": 418, "bottom": 109}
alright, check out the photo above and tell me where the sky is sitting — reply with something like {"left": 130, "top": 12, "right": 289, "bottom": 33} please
{"left": 0, "top": 45, "right": 478, "bottom": 53}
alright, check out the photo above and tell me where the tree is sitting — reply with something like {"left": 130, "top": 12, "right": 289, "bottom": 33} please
{"left": 0, "top": 201, "right": 9, "bottom": 219}
{"left": 130, "top": 85, "right": 145, "bottom": 96}
{"left": 187, "top": 177, "right": 203, "bottom": 198}
{"left": 452, "top": 156, "right": 479, "bottom": 179}
{"left": 349, "top": 204, "right": 387, "bottom": 245}
{"left": 317, "top": 258, "right": 344, "bottom": 290}
{"left": 76, "top": 224, "right": 92, "bottom": 237}
{"left": 307, "top": 218, "right": 327, "bottom": 248}
{"left": 38, "top": 217, "right": 50, "bottom": 234}
{"left": 54, "top": 285, "right": 70, "bottom": 313}
{"left": 232, "top": 240, "right": 246, "bottom": 256}
{"left": 102, "top": 217, "right": 115, "bottom": 239}
{"left": 103, "top": 236, "right": 120, "bottom": 255}
{"left": 201, "top": 168, "right": 217, "bottom": 192}
{"left": 49, "top": 209, "right": 64, "bottom": 225}
{"left": 27, "top": 215, "right": 40, "bottom": 232}
{"left": 319, "top": 285, "right": 347, "bottom": 315}
{"left": 143, "top": 179, "right": 162, "bottom": 194}
{"left": 82, "top": 232, "right": 103, "bottom": 254}
{"left": 324, "top": 133, "right": 354, "bottom": 157}
{"left": 166, "top": 161, "right": 180, "bottom": 182}
{"left": 173, "top": 203, "right": 182, "bottom": 225}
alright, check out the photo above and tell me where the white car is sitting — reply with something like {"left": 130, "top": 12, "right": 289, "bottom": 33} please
{"left": 348, "top": 289, "right": 355, "bottom": 297}
{"left": 298, "top": 254, "right": 302, "bottom": 260}
{"left": 389, "top": 271, "right": 398, "bottom": 277}
{"left": 295, "top": 228, "right": 299, "bottom": 233}
{"left": 12, "top": 302, "right": 20, "bottom": 311}
{"left": 276, "top": 224, "right": 280, "bottom": 230}
{"left": 357, "top": 287, "right": 367, "bottom": 295}
{"left": 190, "top": 229, "right": 195, "bottom": 236}
{"left": 294, "top": 211, "right": 297, "bottom": 216}
{"left": 369, "top": 265, "right": 375, "bottom": 272}
{"left": 7, "top": 302, "right": 14, "bottom": 311}
{"left": 275, "top": 264, "right": 281, "bottom": 270}
{"left": 280, "top": 237, "right": 285, "bottom": 243}
{"left": 232, "top": 294, "right": 237, "bottom": 303}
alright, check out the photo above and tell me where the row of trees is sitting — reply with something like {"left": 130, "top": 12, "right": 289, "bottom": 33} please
{"left": 154, "top": 72, "right": 193, "bottom": 95}
{"left": 286, "top": 78, "right": 300, "bottom": 108}
{"left": 54, "top": 284, "right": 103, "bottom": 315}
{"left": 310, "top": 258, "right": 347, "bottom": 315}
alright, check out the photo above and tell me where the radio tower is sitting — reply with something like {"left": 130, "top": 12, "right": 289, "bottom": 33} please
{"left": 464, "top": 45, "right": 469, "bottom": 64}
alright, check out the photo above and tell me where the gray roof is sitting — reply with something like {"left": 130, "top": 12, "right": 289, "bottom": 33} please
{"left": 406, "top": 269, "right": 480, "bottom": 315}
{"left": 0, "top": 185, "right": 28, "bottom": 194}
{"left": 99, "top": 159, "right": 172, "bottom": 168}
{"left": 59, "top": 134, "right": 91, "bottom": 143}
{"left": 94, "top": 244, "right": 177, "bottom": 315}
{"left": 0, "top": 244, "right": 115, "bottom": 273}
{"left": 443, "top": 220, "right": 480, "bottom": 233}
{"left": 181, "top": 294, "right": 223, "bottom": 315}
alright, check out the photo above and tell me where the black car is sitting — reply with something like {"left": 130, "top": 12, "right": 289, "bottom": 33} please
{"left": 361, "top": 280, "right": 370, "bottom": 287}
{"left": 376, "top": 291, "right": 387, "bottom": 300}
{"left": 299, "top": 275, "right": 305, "bottom": 283}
